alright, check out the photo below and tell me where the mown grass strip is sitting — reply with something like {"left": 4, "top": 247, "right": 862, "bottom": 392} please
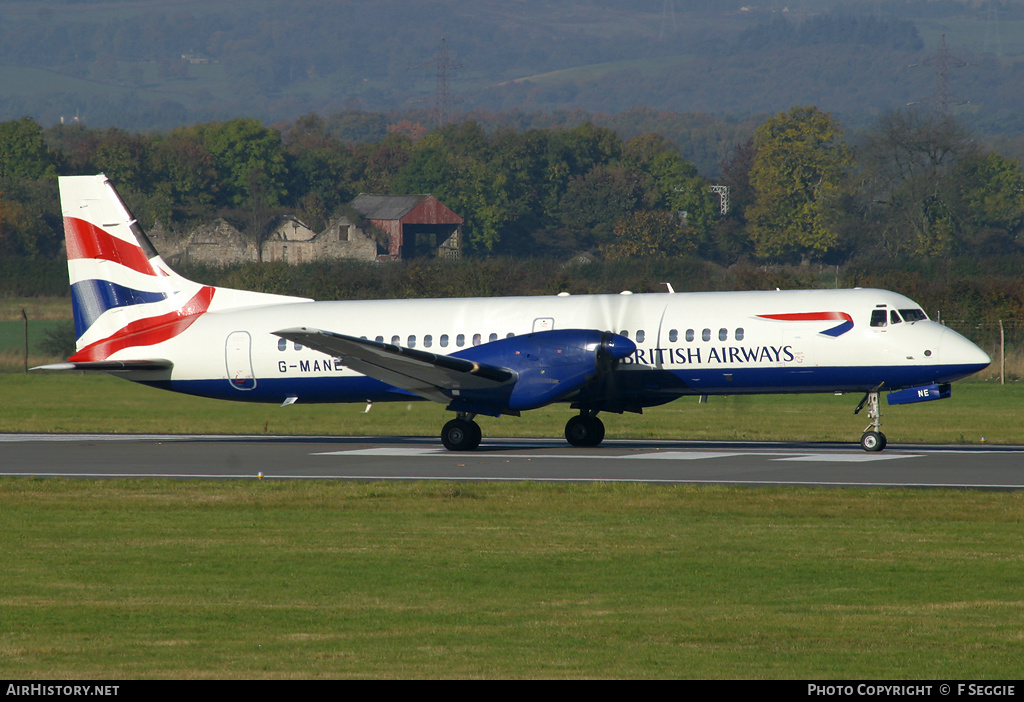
{"left": 1, "top": 373, "right": 1021, "bottom": 445}
{"left": 1, "top": 480, "right": 1022, "bottom": 679}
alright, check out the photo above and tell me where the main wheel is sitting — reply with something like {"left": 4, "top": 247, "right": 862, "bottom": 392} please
{"left": 860, "top": 430, "right": 886, "bottom": 452}
{"left": 441, "top": 418, "right": 481, "bottom": 451}
{"left": 565, "top": 415, "right": 605, "bottom": 447}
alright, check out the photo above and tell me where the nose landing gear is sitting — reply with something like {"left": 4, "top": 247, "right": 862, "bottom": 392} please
{"left": 854, "top": 390, "right": 887, "bottom": 452}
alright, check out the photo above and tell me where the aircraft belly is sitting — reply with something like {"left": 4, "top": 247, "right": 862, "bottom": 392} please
{"left": 665, "top": 363, "right": 980, "bottom": 394}
{"left": 149, "top": 374, "right": 416, "bottom": 404}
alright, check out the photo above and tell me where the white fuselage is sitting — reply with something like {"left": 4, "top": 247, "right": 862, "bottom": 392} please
{"left": 116, "top": 287, "right": 990, "bottom": 407}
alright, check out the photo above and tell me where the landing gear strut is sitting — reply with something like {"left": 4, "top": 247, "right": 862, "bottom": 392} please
{"left": 441, "top": 413, "right": 481, "bottom": 451}
{"left": 565, "top": 411, "right": 605, "bottom": 447}
{"left": 854, "top": 390, "right": 887, "bottom": 452}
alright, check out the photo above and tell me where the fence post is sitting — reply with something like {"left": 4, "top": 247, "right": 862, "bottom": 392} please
{"left": 999, "top": 319, "right": 1005, "bottom": 386}
{"left": 21, "top": 308, "right": 28, "bottom": 374}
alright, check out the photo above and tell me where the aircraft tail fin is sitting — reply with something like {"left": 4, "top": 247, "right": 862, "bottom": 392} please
{"left": 59, "top": 174, "right": 309, "bottom": 362}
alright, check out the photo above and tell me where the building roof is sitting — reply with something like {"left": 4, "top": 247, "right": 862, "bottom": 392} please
{"left": 350, "top": 194, "right": 430, "bottom": 221}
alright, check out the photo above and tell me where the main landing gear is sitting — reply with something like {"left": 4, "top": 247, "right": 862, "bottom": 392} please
{"left": 441, "top": 413, "right": 482, "bottom": 451}
{"left": 440, "top": 411, "right": 608, "bottom": 451}
{"left": 564, "top": 411, "right": 605, "bottom": 447}
{"left": 854, "top": 390, "right": 887, "bottom": 452}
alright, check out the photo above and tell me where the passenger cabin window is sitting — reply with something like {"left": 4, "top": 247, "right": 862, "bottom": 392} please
{"left": 294, "top": 342, "right": 303, "bottom": 351}
{"left": 391, "top": 335, "right": 400, "bottom": 345}
{"left": 669, "top": 329, "right": 678, "bottom": 342}
{"left": 719, "top": 328, "right": 728, "bottom": 341}
{"left": 440, "top": 334, "right": 449, "bottom": 348}
{"left": 407, "top": 335, "right": 416, "bottom": 348}
{"left": 489, "top": 333, "right": 498, "bottom": 343}
{"left": 619, "top": 330, "right": 629, "bottom": 339}
{"left": 424, "top": 335, "right": 433, "bottom": 348}
{"left": 375, "top": 336, "right": 384, "bottom": 343}
{"left": 277, "top": 338, "right": 287, "bottom": 351}
{"left": 702, "top": 329, "right": 711, "bottom": 342}
{"left": 473, "top": 333, "right": 482, "bottom": 346}
{"left": 456, "top": 334, "right": 465, "bottom": 347}
{"left": 636, "top": 330, "right": 646, "bottom": 343}
{"left": 735, "top": 328, "right": 745, "bottom": 341}
{"left": 870, "top": 310, "right": 887, "bottom": 328}
{"left": 686, "top": 329, "right": 694, "bottom": 342}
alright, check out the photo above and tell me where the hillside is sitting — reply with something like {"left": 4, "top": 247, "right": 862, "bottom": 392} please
{"left": 0, "top": 0, "right": 1022, "bottom": 138}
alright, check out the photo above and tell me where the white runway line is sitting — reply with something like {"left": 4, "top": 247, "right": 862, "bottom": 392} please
{"left": 774, "top": 453, "right": 920, "bottom": 462}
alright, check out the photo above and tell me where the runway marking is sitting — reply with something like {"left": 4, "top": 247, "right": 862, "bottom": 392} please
{"left": 313, "top": 448, "right": 923, "bottom": 462}
{"left": 324, "top": 448, "right": 449, "bottom": 456}
{"left": 622, "top": 451, "right": 747, "bottom": 460}
{"left": 0, "top": 433, "right": 258, "bottom": 442}
{"left": 775, "top": 453, "right": 918, "bottom": 462}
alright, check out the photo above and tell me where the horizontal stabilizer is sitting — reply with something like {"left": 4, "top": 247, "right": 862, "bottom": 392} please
{"left": 273, "top": 327, "right": 515, "bottom": 404}
{"left": 32, "top": 359, "right": 173, "bottom": 372}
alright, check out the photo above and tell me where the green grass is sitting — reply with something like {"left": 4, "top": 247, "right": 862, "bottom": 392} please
{"left": 1, "top": 479, "right": 1021, "bottom": 679}
{"left": 1, "top": 373, "right": 1021, "bottom": 445}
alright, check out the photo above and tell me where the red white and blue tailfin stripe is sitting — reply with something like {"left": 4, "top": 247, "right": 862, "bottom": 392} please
{"left": 60, "top": 174, "right": 215, "bottom": 362}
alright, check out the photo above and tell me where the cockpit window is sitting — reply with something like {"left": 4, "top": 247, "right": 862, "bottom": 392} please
{"left": 890, "top": 310, "right": 902, "bottom": 325}
{"left": 870, "top": 310, "right": 887, "bottom": 328}
{"left": 899, "top": 308, "right": 927, "bottom": 322}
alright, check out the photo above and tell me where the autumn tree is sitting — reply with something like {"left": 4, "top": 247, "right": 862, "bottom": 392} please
{"left": 0, "top": 117, "right": 56, "bottom": 181}
{"left": 957, "top": 151, "right": 1024, "bottom": 253}
{"left": 195, "top": 117, "right": 288, "bottom": 210}
{"left": 283, "top": 113, "right": 363, "bottom": 231}
{"left": 857, "top": 109, "right": 978, "bottom": 256}
{"left": 194, "top": 118, "right": 288, "bottom": 259}
{"left": 601, "top": 210, "right": 693, "bottom": 260}
{"left": 747, "top": 106, "right": 852, "bottom": 261}
{"left": 391, "top": 123, "right": 512, "bottom": 253}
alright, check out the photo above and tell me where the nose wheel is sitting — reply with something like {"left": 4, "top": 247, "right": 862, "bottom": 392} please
{"left": 854, "top": 390, "right": 887, "bottom": 452}
{"left": 860, "top": 430, "right": 887, "bottom": 452}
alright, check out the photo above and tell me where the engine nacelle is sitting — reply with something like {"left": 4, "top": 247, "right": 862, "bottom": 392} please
{"left": 887, "top": 383, "right": 952, "bottom": 406}
{"left": 453, "top": 329, "right": 635, "bottom": 412}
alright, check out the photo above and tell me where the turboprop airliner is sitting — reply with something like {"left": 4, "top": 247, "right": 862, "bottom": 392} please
{"left": 36, "top": 174, "right": 991, "bottom": 452}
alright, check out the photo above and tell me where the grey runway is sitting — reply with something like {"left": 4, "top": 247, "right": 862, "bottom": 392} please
{"left": 2, "top": 434, "right": 1023, "bottom": 489}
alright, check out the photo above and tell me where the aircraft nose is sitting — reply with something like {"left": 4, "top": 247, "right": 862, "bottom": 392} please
{"left": 939, "top": 327, "right": 991, "bottom": 371}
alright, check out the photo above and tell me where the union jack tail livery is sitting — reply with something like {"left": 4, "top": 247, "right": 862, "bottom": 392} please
{"left": 58, "top": 174, "right": 308, "bottom": 367}
{"left": 38, "top": 174, "right": 991, "bottom": 453}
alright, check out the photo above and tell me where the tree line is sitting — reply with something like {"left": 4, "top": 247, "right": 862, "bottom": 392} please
{"left": 1, "top": 105, "right": 1022, "bottom": 268}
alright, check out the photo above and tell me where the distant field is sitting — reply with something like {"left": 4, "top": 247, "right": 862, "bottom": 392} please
{"left": 0, "top": 299, "right": 73, "bottom": 372}
{"left": 0, "top": 297, "right": 71, "bottom": 321}
{"left": 1, "top": 373, "right": 1020, "bottom": 445}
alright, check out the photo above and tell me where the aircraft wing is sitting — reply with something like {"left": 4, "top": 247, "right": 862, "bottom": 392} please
{"left": 273, "top": 327, "right": 516, "bottom": 404}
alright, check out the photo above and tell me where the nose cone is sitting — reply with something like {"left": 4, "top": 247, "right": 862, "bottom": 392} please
{"left": 939, "top": 327, "right": 991, "bottom": 376}
{"left": 604, "top": 333, "right": 637, "bottom": 360}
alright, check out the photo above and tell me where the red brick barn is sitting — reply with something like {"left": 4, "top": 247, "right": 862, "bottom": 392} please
{"left": 350, "top": 194, "right": 463, "bottom": 260}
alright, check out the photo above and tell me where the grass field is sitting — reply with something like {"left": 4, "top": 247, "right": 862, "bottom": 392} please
{"left": 1, "top": 479, "right": 1022, "bottom": 679}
